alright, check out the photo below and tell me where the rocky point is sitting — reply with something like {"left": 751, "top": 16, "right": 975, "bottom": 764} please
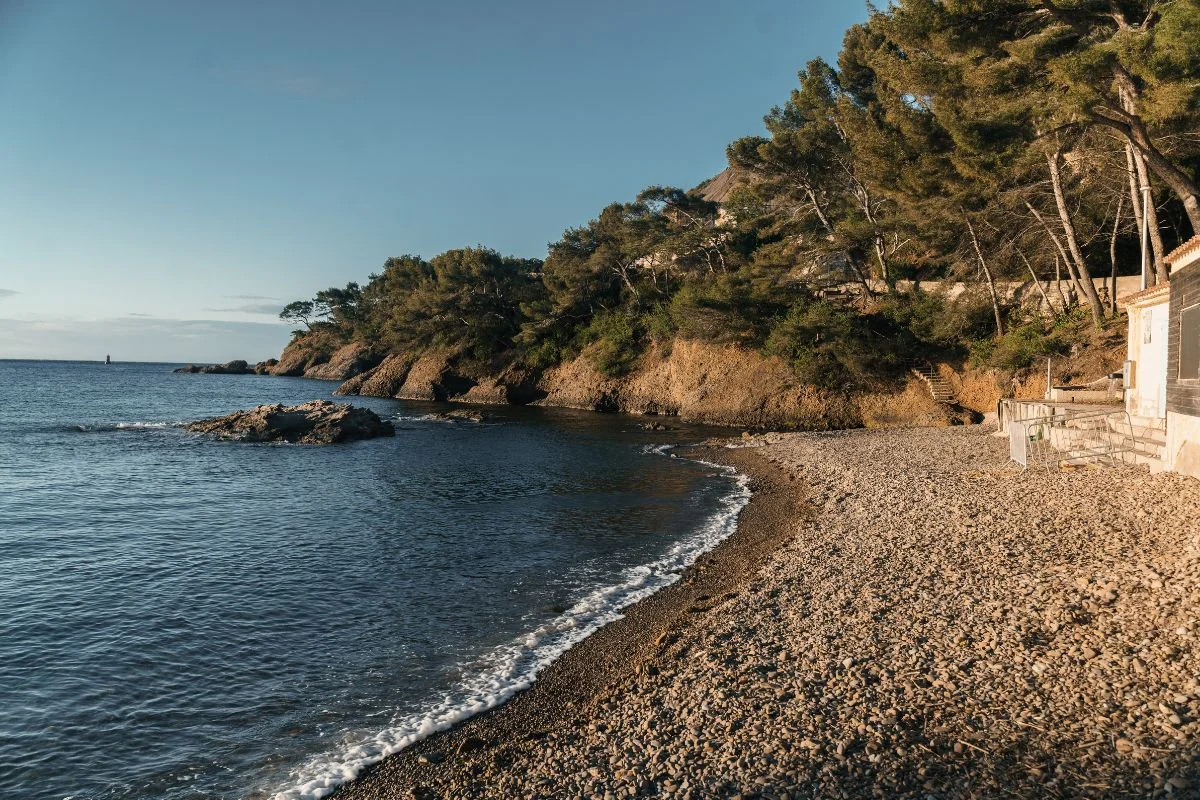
{"left": 186, "top": 400, "right": 394, "bottom": 444}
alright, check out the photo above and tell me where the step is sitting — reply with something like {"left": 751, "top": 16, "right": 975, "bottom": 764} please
{"left": 1099, "top": 429, "right": 1164, "bottom": 453}
{"left": 1128, "top": 415, "right": 1167, "bottom": 432}
{"left": 1059, "top": 450, "right": 1161, "bottom": 471}
{"left": 1060, "top": 440, "right": 1161, "bottom": 464}
{"left": 1128, "top": 450, "right": 1165, "bottom": 470}
{"left": 911, "top": 371, "right": 957, "bottom": 403}
{"left": 1124, "top": 425, "right": 1167, "bottom": 444}
{"left": 1077, "top": 433, "right": 1164, "bottom": 458}
{"left": 1063, "top": 419, "right": 1165, "bottom": 447}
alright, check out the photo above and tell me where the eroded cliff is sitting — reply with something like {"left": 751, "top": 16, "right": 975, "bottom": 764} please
{"left": 327, "top": 339, "right": 964, "bottom": 430}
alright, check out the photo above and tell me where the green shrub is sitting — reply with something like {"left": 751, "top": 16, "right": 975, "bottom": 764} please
{"left": 764, "top": 300, "right": 889, "bottom": 390}
{"left": 663, "top": 277, "right": 785, "bottom": 347}
{"left": 644, "top": 302, "right": 678, "bottom": 345}
{"left": 582, "top": 311, "right": 642, "bottom": 376}
{"left": 969, "top": 322, "right": 1068, "bottom": 371}
{"left": 518, "top": 337, "right": 568, "bottom": 370}
{"left": 873, "top": 291, "right": 995, "bottom": 351}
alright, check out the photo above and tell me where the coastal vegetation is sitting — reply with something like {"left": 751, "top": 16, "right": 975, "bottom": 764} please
{"left": 281, "top": 0, "right": 1199, "bottom": 396}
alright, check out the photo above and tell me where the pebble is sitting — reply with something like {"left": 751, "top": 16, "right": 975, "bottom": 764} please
{"left": 336, "top": 427, "right": 1200, "bottom": 800}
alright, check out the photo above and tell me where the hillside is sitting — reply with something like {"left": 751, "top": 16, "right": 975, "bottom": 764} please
{"left": 267, "top": 1, "right": 1196, "bottom": 430}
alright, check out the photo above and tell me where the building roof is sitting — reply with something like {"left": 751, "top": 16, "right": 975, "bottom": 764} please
{"left": 1166, "top": 235, "right": 1200, "bottom": 270}
{"left": 1119, "top": 282, "right": 1171, "bottom": 309}
{"left": 692, "top": 168, "right": 738, "bottom": 204}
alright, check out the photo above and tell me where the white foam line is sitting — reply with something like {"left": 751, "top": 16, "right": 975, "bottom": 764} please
{"left": 271, "top": 445, "right": 751, "bottom": 800}
{"left": 115, "top": 421, "right": 183, "bottom": 429}
{"left": 70, "top": 421, "right": 185, "bottom": 432}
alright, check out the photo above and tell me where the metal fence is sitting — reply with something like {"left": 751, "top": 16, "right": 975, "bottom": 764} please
{"left": 1008, "top": 408, "right": 1140, "bottom": 470}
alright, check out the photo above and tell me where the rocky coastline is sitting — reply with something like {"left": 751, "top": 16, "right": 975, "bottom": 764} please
{"left": 331, "top": 426, "right": 1199, "bottom": 799}
{"left": 259, "top": 337, "right": 981, "bottom": 431}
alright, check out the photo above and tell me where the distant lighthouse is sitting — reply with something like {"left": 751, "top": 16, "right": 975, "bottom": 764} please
{"left": 105, "top": 355, "right": 111, "bottom": 365}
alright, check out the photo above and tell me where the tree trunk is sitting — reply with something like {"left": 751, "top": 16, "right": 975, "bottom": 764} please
{"left": 1094, "top": 110, "right": 1200, "bottom": 235}
{"left": 1053, "top": 254, "right": 1070, "bottom": 312}
{"left": 1017, "top": 249, "right": 1053, "bottom": 317}
{"left": 613, "top": 263, "right": 641, "bottom": 306}
{"left": 805, "top": 186, "right": 835, "bottom": 235}
{"left": 1026, "top": 200, "right": 1087, "bottom": 305}
{"left": 1046, "top": 150, "right": 1105, "bottom": 326}
{"left": 873, "top": 237, "right": 891, "bottom": 285}
{"left": 1125, "top": 143, "right": 1146, "bottom": 263}
{"left": 1109, "top": 194, "right": 1123, "bottom": 315}
{"left": 965, "top": 216, "right": 1005, "bottom": 336}
{"left": 1130, "top": 146, "right": 1169, "bottom": 285}
{"left": 847, "top": 253, "right": 875, "bottom": 299}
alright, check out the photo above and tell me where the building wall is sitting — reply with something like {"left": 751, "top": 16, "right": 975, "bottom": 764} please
{"left": 1166, "top": 260, "right": 1200, "bottom": 419}
{"left": 862, "top": 275, "right": 1143, "bottom": 309}
{"left": 1166, "top": 411, "right": 1200, "bottom": 479}
{"left": 1126, "top": 299, "right": 1170, "bottom": 419}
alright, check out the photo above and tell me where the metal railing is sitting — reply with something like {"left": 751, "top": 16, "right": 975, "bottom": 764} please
{"left": 1008, "top": 408, "right": 1140, "bottom": 470}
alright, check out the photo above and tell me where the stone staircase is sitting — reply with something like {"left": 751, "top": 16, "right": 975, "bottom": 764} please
{"left": 1062, "top": 416, "right": 1166, "bottom": 471}
{"left": 909, "top": 361, "right": 956, "bottom": 403}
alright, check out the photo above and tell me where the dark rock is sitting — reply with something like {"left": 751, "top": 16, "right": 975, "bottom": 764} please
{"left": 457, "top": 737, "right": 487, "bottom": 755}
{"left": 254, "top": 359, "right": 279, "bottom": 375}
{"left": 186, "top": 400, "right": 395, "bottom": 444}
{"left": 174, "top": 360, "right": 255, "bottom": 375}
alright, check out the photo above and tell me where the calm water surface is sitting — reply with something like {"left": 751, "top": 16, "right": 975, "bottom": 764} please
{"left": 0, "top": 360, "right": 745, "bottom": 800}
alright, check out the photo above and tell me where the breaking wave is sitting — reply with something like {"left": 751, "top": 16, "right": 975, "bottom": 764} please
{"left": 65, "top": 421, "right": 186, "bottom": 433}
{"left": 271, "top": 449, "right": 751, "bottom": 800}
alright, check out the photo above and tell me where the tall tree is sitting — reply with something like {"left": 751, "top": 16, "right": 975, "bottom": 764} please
{"left": 880, "top": 0, "right": 1200, "bottom": 234}
{"left": 727, "top": 59, "right": 889, "bottom": 294}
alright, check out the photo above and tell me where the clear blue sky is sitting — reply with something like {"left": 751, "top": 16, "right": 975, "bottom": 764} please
{"left": 0, "top": 0, "right": 868, "bottom": 362}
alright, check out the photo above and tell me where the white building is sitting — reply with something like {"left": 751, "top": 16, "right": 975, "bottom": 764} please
{"left": 1163, "top": 236, "right": 1200, "bottom": 479}
{"left": 1121, "top": 235, "right": 1200, "bottom": 479}
{"left": 1122, "top": 282, "right": 1170, "bottom": 421}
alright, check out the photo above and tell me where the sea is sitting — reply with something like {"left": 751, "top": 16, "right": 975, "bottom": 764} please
{"left": 0, "top": 359, "right": 749, "bottom": 800}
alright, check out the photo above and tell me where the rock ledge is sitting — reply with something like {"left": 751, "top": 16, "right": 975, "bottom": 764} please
{"left": 186, "top": 400, "right": 395, "bottom": 444}
{"left": 175, "top": 360, "right": 255, "bottom": 375}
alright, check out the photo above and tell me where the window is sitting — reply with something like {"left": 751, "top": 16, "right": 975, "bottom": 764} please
{"left": 1181, "top": 304, "right": 1200, "bottom": 380}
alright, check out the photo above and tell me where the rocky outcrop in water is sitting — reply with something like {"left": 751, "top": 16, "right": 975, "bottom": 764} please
{"left": 186, "top": 400, "right": 395, "bottom": 444}
{"left": 174, "top": 360, "right": 256, "bottom": 375}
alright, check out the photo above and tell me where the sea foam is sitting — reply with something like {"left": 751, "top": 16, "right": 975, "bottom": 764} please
{"left": 67, "top": 421, "right": 184, "bottom": 433}
{"left": 271, "top": 445, "right": 751, "bottom": 800}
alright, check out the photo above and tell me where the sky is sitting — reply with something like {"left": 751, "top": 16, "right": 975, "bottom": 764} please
{"left": 0, "top": 0, "right": 869, "bottom": 362}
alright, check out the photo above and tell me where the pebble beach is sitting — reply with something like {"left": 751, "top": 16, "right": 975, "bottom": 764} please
{"left": 334, "top": 426, "right": 1200, "bottom": 799}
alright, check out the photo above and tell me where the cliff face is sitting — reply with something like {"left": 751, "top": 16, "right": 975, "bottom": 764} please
{"left": 270, "top": 336, "right": 381, "bottom": 381}
{"left": 534, "top": 340, "right": 863, "bottom": 428}
{"left": 331, "top": 338, "right": 962, "bottom": 430}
